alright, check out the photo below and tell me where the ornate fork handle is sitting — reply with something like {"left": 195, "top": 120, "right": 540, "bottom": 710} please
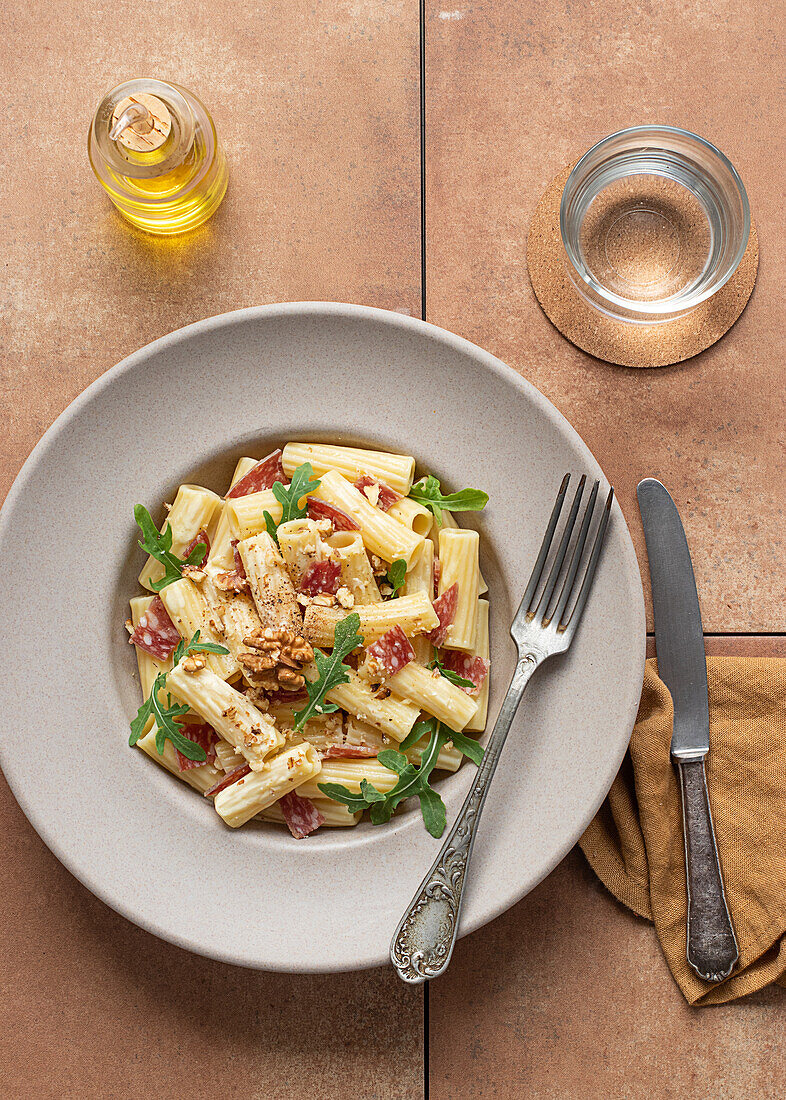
{"left": 390, "top": 653, "right": 541, "bottom": 983}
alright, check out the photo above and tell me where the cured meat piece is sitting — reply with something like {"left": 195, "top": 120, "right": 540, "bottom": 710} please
{"left": 183, "top": 529, "right": 210, "bottom": 561}
{"left": 129, "top": 596, "right": 181, "bottom": 659}
{"left": 300, "top": 559, "right": 341, "bottom": 596}
{"left": 231, "top": 540, "right": 247, "bottom": 579}
{"left": 175, "top": 722, "right": 218, "bottom": 770}
{"left": 322, "top": 744, "right": 379, "bottom": 760}
{"left": 306, "top": 498, "right": 360, "bottom": 531}
{"left": 353, "top": 474, "right": 401, "bottom": 511}
{"left": 428, "top": 582, "right": 459, "bottom": 647}
{"left": 225, "top": 450, "right": 285, "bottom": 498}
{"left": 439, "top": 650, "right": 490, "bottom": 695}
{"left": 366, "top": 625, "right": 415, "bottom": 676}
{"left": 278, "top": 791, "right": 325, "bottom": 839}
{"left": 204, "top": 764, "right": 251, "bottom": 797}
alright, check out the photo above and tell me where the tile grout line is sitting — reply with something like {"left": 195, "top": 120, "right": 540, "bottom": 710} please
{"left": 419, "top": 2, "right": 430, "bottom": 1098}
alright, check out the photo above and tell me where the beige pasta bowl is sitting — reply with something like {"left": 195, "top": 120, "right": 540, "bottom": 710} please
{"left": 0, "top": 303, "right": 645, "bottom": 972}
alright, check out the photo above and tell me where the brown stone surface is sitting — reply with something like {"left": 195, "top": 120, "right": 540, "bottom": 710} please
{"left": 430, "top": 851, "right": 786, "bottom": 1100}
{"left": 0, "top": 773, "right": 423, "bottom": 1100}
{"left": 1, "top": 2, "right": 422, "bottom": 1098}
{"left": 1, "top": 0, "right": 421, "bottom": 503}
{"left": 424, "top": 0, "right": 786, "bottom": 632}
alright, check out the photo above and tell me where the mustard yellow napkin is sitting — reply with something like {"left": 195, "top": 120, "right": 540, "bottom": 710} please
{"left": 580, "top": 656, "right": 786, "bottom": 1005}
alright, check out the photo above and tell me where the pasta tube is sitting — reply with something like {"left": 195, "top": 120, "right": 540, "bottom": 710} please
{"left": 345, "top": 716, "right": 461, "bottom": 771}
{"left": 388, "top": 496, "right": 434, "bottom": 538}
{"left": 214, "top": 738, "right": 245, "bottom": 772}
{"left": 268, "top": 705, "right": 344, "bottom": 751}
{"left": 213, "top": 743, "right": 321, "bottom": 827}
{"left": 277, "top": 518, "right": 325, "bottom": 588}
{"left": 225, "top": 491, "right": 284, "bottom": 541}
{"left": 465, "top": 599, "right": 491, "bottom": 733}
{"left": 139, "top": 485, "right": 222, "bottom": 590}
{"left": 438, "top": 528, "right": 480, "bottom": 651}
{"left": 326, "top": 668, "right": 420, "bottom": 741}
{"left": 208, "top": 457, "right": 259, "bottom": 570}
{"left": 166, "top": 661, "right": 282, "bottom": 770}
{"left": 326, "top": 531, "right": 381, "bottom": 604}
{"left": 136, "top": 727, "right": 224, "bottom": 794}
{"left": 282, "top": 442, "right": 416, "bottom": 496}
{"left": 303, "top": 591, "right": 438, "bottom": 647}
{"left": 402, "top": 538, "right": 435, "bottom": 664}
{"left": 431, "top": 509, "right": 488, "bottom": 595}
{"left": 309, "top": 471, "right": 423, "bottom": 566}
{"left": 259, "top": 797, "right": 361, "bottom": 828}
{"left": 386, "top": 662, "right": 478, "bottom": 732}
{"left": 237, "top": 532, "right": 303, "bottom": 634}
{"left": 296, "top": 757, "right": 399, "bottom": 800}
{"left": 158, "top": 578, "right": 239, "bottom": 681}
{"left": 218, "top": 592, "right": 264, "bottom": 668}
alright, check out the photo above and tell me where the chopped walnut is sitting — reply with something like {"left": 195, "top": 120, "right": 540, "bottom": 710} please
{"left": 314, "top": 519, "right": 333, "bottom": 536}
{"left": 370, "top": 553, "right": 386, "bottom": 576}
{"left": 312, "top": 593, "right": 336, "bottom": 606}
{"left": 336, "top": 586, "right": 355, "bottom": 609}
{"left": 215, "top": 570, "right": 250, "bottom": 594}
{"left": 239, "top": 628, "right": 313, "bottom": 693}
{"left": 182, "top": 565, "right": 206, "bottom": 583}
{"left": 124, "top": 618, "right": 134, "bottom": 637}
{"left": 182, "top": 655, "right": 205, "bottom": 673}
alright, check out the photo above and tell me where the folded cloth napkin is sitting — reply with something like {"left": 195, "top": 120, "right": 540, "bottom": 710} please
{"left": 580, "top": 656, "right": 786, "bottom": 1005}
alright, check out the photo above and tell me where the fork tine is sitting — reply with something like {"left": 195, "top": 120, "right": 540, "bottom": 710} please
{"left": 520, "top": 473, "right": 570, "bottom": 614}
{"left": 536, "top": 474, "right": 587, "bottom": 623}
{"left": 561, "top": 487, "right": 614, "bottom": 632}
{"left": 551, "top": 479, "right": 599, "bottom": 627}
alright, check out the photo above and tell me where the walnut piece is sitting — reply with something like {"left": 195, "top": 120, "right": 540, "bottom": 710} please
{"left": 215, "top": 570, "right": 249, "bottom": 594}
{"left": 181, "top": 655, "right": 205, "bottom": 673}
{"left": 239, "top": 628, "right": 314, "bottom": 693}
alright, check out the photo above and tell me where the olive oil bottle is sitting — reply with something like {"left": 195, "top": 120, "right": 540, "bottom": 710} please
{"left": 88, "top": 79, "right": 228, "bottom": 235}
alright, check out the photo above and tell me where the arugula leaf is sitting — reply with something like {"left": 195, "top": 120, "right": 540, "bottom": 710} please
{"left": 128, "top": 632, "right": 229, "bottom": 761}
{"left": 262, "top": 462, "right": 319, "bottom": 542}
{"left": 292, "top": 612, "right": 363, "bottom": 731}
{"left": 385, "top": 558, "right": 407, "bottom": 596}
{"left": 429, "top": 653, "right": 475, "bottom": 690}
{"left": 408, "top": 475, "right": 488, "bottom": 526}
{"left": 134, "top": 504, "right": 208, "bottom": 592}
{"left": 444, "top": 730, "right": 485, "bottom": 767}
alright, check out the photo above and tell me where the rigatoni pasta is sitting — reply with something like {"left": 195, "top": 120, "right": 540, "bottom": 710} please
{"left": 125, "top": 438, "right": 491, "bottom": 838}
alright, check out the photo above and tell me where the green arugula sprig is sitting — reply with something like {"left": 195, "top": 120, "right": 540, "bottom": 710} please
{"left": 429, "top": 653, "right": 474, "bottom": 691}
{"left": 384, "top": 558, "right": 407, "bottom": 596}
{"left": 319, "top": 717, "right": 484, "bottom": 837}
{"left": 292, "top": 613, "right": 363, "bottom": 731}
{"left": 264, "top": 462, "right": 320, "bottom": 542}
{"left": 129, "top": 631, "right": 229, "bottom": 761}
{"left": 134, "top": 504, "right": 208, "bottom": 592}
{"left": 408, "top": 475, "right": 488, "bottom": 526}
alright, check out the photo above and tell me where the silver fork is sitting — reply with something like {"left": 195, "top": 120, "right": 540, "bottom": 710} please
{"left": 390, "top": 473, "right": 614, "bottom": 983}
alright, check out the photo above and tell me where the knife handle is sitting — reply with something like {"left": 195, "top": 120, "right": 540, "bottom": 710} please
{"left": 677, "top": 758, "right": 739, "bottom": 983}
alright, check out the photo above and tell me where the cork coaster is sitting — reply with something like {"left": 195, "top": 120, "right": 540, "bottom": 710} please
{"left": 527, "top": 163, "right": 758, "bottom": 368}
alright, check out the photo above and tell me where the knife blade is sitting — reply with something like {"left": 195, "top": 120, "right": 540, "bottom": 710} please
{"left": 637, "top": 477, "right": 738, "bottom": 983}
{"left": 636, "top": 477, "right": 709, "bottom": 759}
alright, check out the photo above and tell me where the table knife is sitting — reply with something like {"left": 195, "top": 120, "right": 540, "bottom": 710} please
{"left": 637, "top": 478, "right": 739, "bottom": 983}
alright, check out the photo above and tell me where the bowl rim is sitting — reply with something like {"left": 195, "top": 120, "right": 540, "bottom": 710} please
{"left": 0, "top": 302, "right": 646, "bottom": 971}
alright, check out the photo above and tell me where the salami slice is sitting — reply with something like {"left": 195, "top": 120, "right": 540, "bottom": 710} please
{"left": 183, "top": 529, "right": 210, "bottom": 561}
{"left": 278, "top": 791, "right": 325, "bottom": 838}
{"left": 428, "top": 582, "right": 459, "bottom": 647}
{"left": 225, "top": 450, "right": 285, "bottom": 498}
{"left": 204, "top": 764, "right": 251, "bottom": 797}
{"left": 231, "top": 539, "right": 247, "bottom": 578}
{"left": 300, "top": 559, "right": 341, "bottom": 596}
{"left": 175, "top": 722, "right": 218, "bottom": 771}
{"left": 322, "top": 743, "right": 380, "bottom": 760}
{"left": 353, "top": 474, "right": 401, "bottom": 511}
{"left": 439, "top": 650, "right": 490, "bottom": 695}
{"left": 306, "top": 498, "right": 360, "bottom": 531}
{"left": 129, "top": 596, "right": 181, "bottom": 659}
{"left": 366, "top": 625, "right": 415, "bottom": 676}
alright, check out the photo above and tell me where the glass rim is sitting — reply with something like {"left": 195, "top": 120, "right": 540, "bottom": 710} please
{"left": 559, "top": 125, "right": 751, "bottom": 317}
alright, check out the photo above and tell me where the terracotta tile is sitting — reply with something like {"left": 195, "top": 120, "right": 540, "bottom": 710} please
{"left": 0, "top": 775, "right": 423, "bottom": 1100}
{"left": 424, "top": 0, "right": 786, "bottom": 632}
{"left": 1, "top": 2, "right": 422, "bottom": 1096}
{"left": 1, "top": 0, "right": 421, "bottom": 505}
{"left": 430, "top": 851, "right": 786, "bottom": 1099}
